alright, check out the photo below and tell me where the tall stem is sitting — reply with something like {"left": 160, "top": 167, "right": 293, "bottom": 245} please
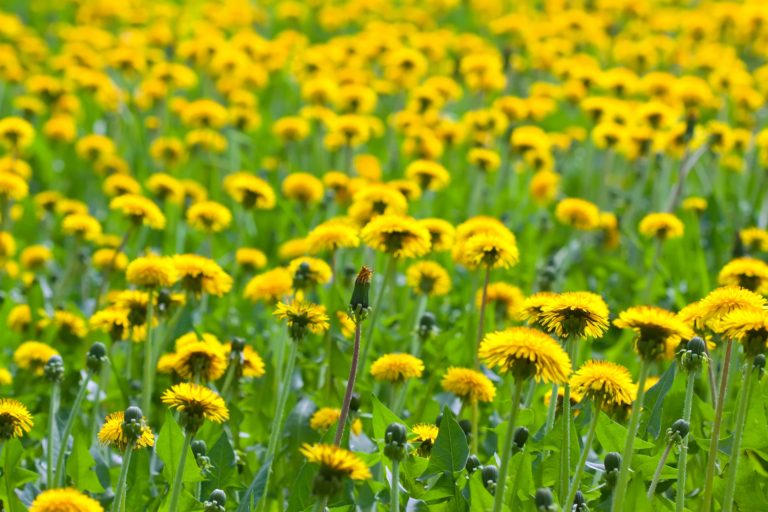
{"left": 142, "top": 290, "right": 156, "bottom": 422}
{"left": 611, "top": 359, "right": 650, "bottom": 512}
{"left": 333, "top": 321, "right": 361, "bottom": 446}
{"left": 257, "top": 340, "right": 299, "bottom": 512}
{"left": 55, "top": 370, "right": 92, "bottom": 486}
{"left": 358, "top": 256, "right": 394, "bottom": 379}
{"left": 647, "top": 440, "right": 673, "bottom": 499}
{"left": 564, "top": 400, "right": 601, "bottom": 512}
{"left": 391, "top": 459, "right": 400, "bottom": 512}
{"left": 110, "top": 444, "right": 134, "bottom": 512}
{"left": 471, "top": 399, "right": 479, "bottom": 454}
{"left": 559, "top": 338, "right": 575, "bottom": 500}
{"left": 702, "top": 338, "right": 734, "bottom": 512}
{"left": 722, "top": 365, "right": 756, "bottom": 512}
{"left": 168, "top": 429, "right": 192, "bottom": 512}
{"left": 676, "top": 370, "right": 696, "bottom": 512}
{"left": 47, "top": 381, "right": 60, "bottom": 489}
{"left": 2, "top": 442, "right": 15, "bottom": 512}
{"left": 703, "top": 342, "right": 718, "bottom": 410}
{"left": 474, "top": 266, "right": 491, "bottom": 369}
{"left": 492, "top": 380, "right": 524, "bottom": 512}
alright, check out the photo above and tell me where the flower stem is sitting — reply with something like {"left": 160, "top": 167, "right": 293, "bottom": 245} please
{"left": 563, "top": 400, "right": 601, "bottom": 512}
{"left": 2, "top": 441, "right": 16, "bottom": 512}
{"left": 168, "top": 429, "right": 192, "bottom": 512}
{"left": 559, "top": 339, "right": 575, "bottom": 500}
{"left": 257, "top": 340, "right": 299, "bottom": 512}
{"left": 722, "top": 364, "right": 756, "bottom": 512}
{"left": 647, "top": 439, "right": 673, "bottom": 500}
{"left": 219, "top": 358, "right": 239, "bottom": 402}
{"left": 142, "top": 290, "right": 156, "bottom": 423}
{"left": 47, "top": 381, "right": 60, "bottom": 489}
{"left": 110, "top": 444, "right": 134, "bottom": 512}
{"left": 474, "top": 265, "right": 491, "bottom": 370}
{"left": 313, "top": 498, "right": 327, "bottom": 512}
{"left": 611, "top": 359, "right": 650, "bottom": 512}
{"left": 492, "top": 379, "right": 524, "bottom": 512}
{"left": 334, "top": 321, "right": 362, "bottom": 446}
{"left": 55, "top": 370, "right": 92, "bottom": 486}
{"left": 676, "top": 370, "right": 696, "bottom": 512}
{"left": 358, "top": 255, "right": 394, "bottom": 380}
{"left": 544, "top": 383, "right": 558, "bottom": 435}
{"left": 471, "top": 399, "right": 479, "bottom": 454}
{"left": 702, "top": 338, "right": 734, "bottom": 512}
{"left": 391, "top": 459, "right": 400, "bottom": 511}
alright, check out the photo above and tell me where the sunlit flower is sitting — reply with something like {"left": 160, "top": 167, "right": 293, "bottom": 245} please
{"left": 538, "top": 291, "right": 610, "bottom": 339}
{"left": 98, "top": 411, "right": 154, "bottom": 450}
{"left": 411, "top": 424, "right": 439, "bottom": 456}
{"left": 13, "top": 341, "right": 59, "bottom": 376}
{"left": 718, "top": 257, "right": 768, "bottom": 294}
{"left": 740, "top": 227, "right": 768, "bottom": 252}
{"left": 161, "top": 382, "right": 229, "bottom": 427}
{"left": 639, "top": 212, "right": 684, "bottom": 240}
{"left": 288, "top": 257, "right": 333, "bottom": 288}
{"left": 172, "top": 336, "right": 228, "bottom": 382}
{"left": 173, "top": 254, "right": 233, "bottom": 297}
{"left": 405, "top": 160, "right": 450, "bottom": 191}
{"left": 62, "top": 213, "right": 102, "bottom": 241}
{"left": 244, "top": 267, "right": 293, "bottom": 303}
{"left": 126, "top": 255, "right": 178, "bottom": 288}
{"left": 7, "top": 304, "right": 31, "bottom": 332}
{"left": 0, "top": 398, "right": 33, "bottom": 439}
{"left": 461, "top": 233, "right": 520, "bottom": 269}
{"left": 370, "top": 353, "right": 425, "bottom": 382}
{"left": 309, "top": 407, "right": 362, "bottom": 435}
{"left": 307, "top": 221, "right": 360, "bottom": 253}
{"left": 361, "top": 215, "right": 431, "bottom": 259}
{"left": 406, "top": 261, "right": 451, "bottom": 296}
{"left": 274, "top": 300, "right": 330, "bottom": 341}
{"left": 109, "top": 194, "right": 166, "bottom": 230}
{"left": 20, "top": 245, "right": 52, "bottom": 271}
{"left": 29, "top": 488, "right": 103, "bottom": 512}
{"left": 92, "top": 248, "right": 129, "bottom": 272}
{"left": 300, "top": 443, "right": 372, "bottom": 493}
{"left": 479, "top": 283, "right": 526, "bottom": 321}
{"left": 615, "top": 305, "right": 695, "bottom": 360}
{"left": 570, "top": 360, "right": 635, "bottom": 411}
{"left": 186, "top": 201, "right": 232, "bottom": 233}
{"left": 282, "top": 172, "right": 324, "bottom": 205}
{"left": 419, "top": 218, "right": 455, "bottom": 252}
{"left": 441, "top": 367, "right": 496, "bottom": 402}
{"left": 478, "top": 327, "right": 572, "bottom": 383}
{"left": 555, "top": 198, "right": 600, "bottom": 230}
{"left": 89, "top": 308, "right": 131, "bottom": 342}
{"left": 680, "top": 286, "right": 767, "bottom": 332}
{"left": 224, "top": 172, "right": 276, "bottom": 210}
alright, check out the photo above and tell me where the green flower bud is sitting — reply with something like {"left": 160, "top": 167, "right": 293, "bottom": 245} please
{"left": 482, "top": 465, "right": 498, "bottom": 495}
{"left": 465, "top": 455, "right": 481, "bottom": 474}
{"left": 384, "top": 422, "right": 408, "bottom": 461}
{"left": 667, "top": 419, "right": 689, "bottom": 444}
{"left": 418, "top": 312, "right": 439, "bottom": 341}
{"left": 574, "top": 490, "right": 588, "bottom": 512}
{"left": 44, "top": 355, "right": 65, "bottom": 383}
{"left": 349, "top": 266, "right": 372, "bottom": 321}
{"left": 86, "top": 342, "right": 109, "bottom": 373}
{"left": 203, "top": 489, "right": 226, "bottom": 512}
{"left": 604, "top": 452, "right": 621, "bottom": 488}
{"left": 122, "top": 406, "right": 145, "bottom": 441}
{"left": 512, "top": 426, "right": 529, "bottom": 453}
{"left": 754, "top": 354, "right": 766, "bottom": 377}
{"left": 679, "top": 337, "right": 707, "bottom": 373}
{"left": 191, "top": 440, "right": 207, "bottom": 458}
{"left": 535, "top": 487, "right": 556, "bottom": 511}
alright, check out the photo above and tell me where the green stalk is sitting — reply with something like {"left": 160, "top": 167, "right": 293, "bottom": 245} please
{"left": 219, "top": 358, "right": 239, "bottom": 402}
{"left": 676, "top": 371, "right": 696, "bottom": 512}
{"left": 647, "top": 439, "right": 673, "bottom": 500}
{"left": 110, "top": 444, "right": 134, "bottom": 512}
{"left": 54, "top": 370, "right": 93, "bottom": 486}
{"left": 141, "top": 290, "right": 155, "bottom": 422}
{"left": 313, "top": 498, "right": 327, "bottom": 512}
{"left": 333, "top": 321, "right": 362, "bottom": 446}
{"left": 559, "top": 339, "right": 575, "bottom": 500}
{"left": 722, "top": 365, "right": 756, "bottom": 512}
{"left": 168, "top": 429, "right": 193, "bottom": 512}
{"left": 47, "top": 381, "right": 60, "bottom": 489}
{"left": 544, "top": 383, "right": 558, "bottom": 434}
{"left": 563, "top": 400, "right": 601, "bottom": 512}
{"left": 257, "top": 341, "right": 299, "bottom": 512}
{"left": 2, "top": 441, "right": 16, "bottom": 512}
{"left": 474, "top": 265, "right": 491, "bottom": 370}
{"left": 391, "top": 459, "right": 400, "bottom": 511}
{"left": 471, "top": 399, "right": 479, "bottom": 454}
{"left": 492, "top": 380, "right": 524, "bottom": 512}
{"left": 358, "top": 255, "right": 394, "bottom": 379}
{"left": 611, "top": 359, "right": 650, "bottom": 512}
{"left": 702, "top": 339, "right": 735, "bottom": 512}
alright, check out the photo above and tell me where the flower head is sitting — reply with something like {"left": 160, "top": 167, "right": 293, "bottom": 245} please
{"left": 718, "top": 308, "right": 768, "bottom": 358}
{"left": 172, "top": 335, "right": 228, "bottom": 382}
{"left": 126, "top": 255, "right": 178, "bottom": 288}
{"left": 173, "top": 254, "right": 233, "bottom": 297}
{"left": 538, "top": 291, "right": 610, "bottom": 339}
{"left": 186, "top": 201, "right": 232, "bottom": 233}
{"left": 29, "top": 488, "right": 103, "bottom": 512}
{"left": 98, "top": 410, "right": 154, "bottom": 450}
{"left": 614, "top": 305, "right": 694, "bottom": 360}
{"left": 361, "top": 215, "right": 431, "bottom": 259}
{"left": 288, "top": 257, "right": 333, "bottom": 289}
{"left": 406, "top": 261, "right": 451, "bottom": 296}
{"left": 480, "top": 283, "right": 526, "bottom": 321}
{"left": 161, "top": 383, "right": 229, "bottom": 432}
{"left": 14, "top": 341, "right": 59, "bottom": 376}
{"left": 555, "top": 198, "right": 600, "bottom": 230}
{"left": 718, "top": 257, "right": 768, "bottom": 294}
{"left": 411, "top": 424, "right": 439, "bottom": 456}
{"left": 370, "top": 353, "right": 424, "bottom": 382}
{"left": 300, "top": 443, "right": 371, "bottom": 496}
{"left": 235, "top": 248, "right": 267, "bottom": 270}
{"left": 680, "top": 286, "right": 766, "bottom": 332}
{"left": 307, "top": 221, "right": 360, "bottom": 253}
{"left": 89, "top": 308, "right": 131, "bottom": 341}
{"left": 639, "top": 212, "right": 684, "bottom": 240}
{"left": 109, "top": 194, "right": 166, "bottom": 230}
{"left": 223, "top": 172, "right": 276, "bottom": 209}
{"left": 441, "top": 367, "right": 496, "bottom": 403}
{"left": 570, "top": 360, "right": 635, "bottom": 411}
{"left": 244, "top": 267, "right": 293, "bottom": 303}
{"left": 0, "top": 398, "right": 33, "bottom": 440}
{"left": 274, "top": 300, "right": 330, "bottom": 341}
{"left": 478, "top": 327, "right": 572, "bottom": 383}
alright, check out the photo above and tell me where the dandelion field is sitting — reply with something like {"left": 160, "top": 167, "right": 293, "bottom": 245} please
{"left": 1, "top": 0, "right": 768, "bottom": 511}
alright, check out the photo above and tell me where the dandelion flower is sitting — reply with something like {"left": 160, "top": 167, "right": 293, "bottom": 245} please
{"left": 126, "top": 255, "right": 178, "bottom": 288}
{"left": 282, "top": 173, "right": 324, "bottom": 205}
{"left": 717, "top": 308, "right": 768, "bottom": 357}
{"left": 235, "top": 248, "right": 268, "bottom": 270}
{"left": 0, "top": 398, "right": 33, "bottom": 439}
{"left": 740, "top": 227, "right": 768, "bottom": 252}
{"left": 412, "top": 424, "right": 439, "bottom": 456}
{"left": 718, "top": 257, "right": 768, "bottom": 294}
{"left": 680, "top": 286, "right": 766, "bottom": 332}
{"left": 29, "top": 488, "right": 103, "bottom": 512}
{"left": 478, "top": 327, "right": 572, "bottom": 383}
{"left": 223, "top": 172, "right": 276, "bottom": 209}
{"left": 13, "top": 341, "right": 59, "bottom": 376}
{"left": 161, "top": 383, "right": 229, "bottom": 427}
{"left": 370, "top": 353, "right": 425, "bottom": 382}
{"left": 405, "top": 159, "right": 450, "bottom": 191}
{"left": 419, "top": 218, "right": 455, "bottom": 252}
{"left": 300, "top": 443, "right": 372, "bottom": 497}
{"left": 7, "top": 304, "right": 32, "bottom": 332}
{"left": 361, "top": 215, "right": 431, "bottom": 259}
{"left": 288, "top": 257, "right": 333, "bottom": 288}
{"left": 244, "top": 267, "right": 293, "bottom": 303}
{"left": 173, "top": 254, "right": 233, "bottom": 297}
{"left": 461, "top": 233, "right": 520, "bottom": 269}
{"left": 570, "top": 360, "right": 635, "bottom": 410}
{"left": 61, "top": 213, "right": 102, "bottom": 241}
{"left": 92, "top": 248, "right": 129, "bottom": 272}
{"left": 441, "top": 367, "right": 496, "bottom": 402}
{"left": 406, "top": 261, "right": 451, "bottom": 296}
{"left": 109, "top": 194, "right": 166, "bottom": 230}
{"left": 555, "top": 198, "right": 600, "bottom": 230}
{"left": 274, "top": 300, "right": 330, "bottom": 341}
{"left": 480, "top": 283, "right": 526, "bottom": 321}
{"left": 538, "top": 291, "right": 610, "bottom": 339}
{"left": 639, "top": 212, "right": 684, "bottom": 240}
{"left": 307, "top": 221, "right": 360, "bottom": 253}
{"left": 186, "top": 201, "right": 232, "bottom": 233}
{"left": 89, "top": 308, "right": 131, "bottom": 341}
{"left": 310, "top": 408, "right": 363, "bottom": 435}
{"left": 614, "top": 305, "right": 694, "bottom": 360}
{"left": 98, "top": 411, "right": 154, "bottom": 450}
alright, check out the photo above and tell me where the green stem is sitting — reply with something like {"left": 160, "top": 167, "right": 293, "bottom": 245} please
{"left": 47, "top": 381, "right": 60, "bottom": 489}
{"left": 647, "top": 440, "right": 673, "bottom": 500}
{"left": 358, "top": 255, "right": 394, "bottom": 380}
{"left": 313, "top": 497, "right": 327, "bottom": 512}
{"left": 2, "top": 441, "right": 16, "bottom": 512}
{"left": 219, "top": 358, "right": 239, "bottom": 402}
{"left": 55, "top": 370, "right": 93, "bottom": 486}
{"left": 334, "top": 321, "right": 362, "bottom": 446}
{"left": 563, "top": 400, "right": 601, "bottom": 512}
{"left": 471, "top": 399, "right": 479, "bottom": 455}
{"left": 676, "top": 370, "right": 697, "bottom": 512}
{"left": 611, "top": 359, "right": 650, "bottom": 512}
{"left": 559, "top": 339, "right": 575, "bottom": 500}
{"left": 702, "top": 339, "right": 734, "bottom": 512}
{"left": 474, "top": 265, "right": 491, "bottom": 370}
{"left": 257, "top": 340, "right": 299, "bottom": 512}
{"left": 142, "top": 290, "right": 155, "bottom": 422}
{"left": 492, "top": 380, "right": 524, "bottom": 512}
{"left": 391, "top": 459, "right": 400, "bottom": 511}
{"left": 722, "top": 365, "right": 756, "bottom": 512}
{"left": 168, "top": 429, "right": 192, "bottom": 512}
{"left": 544, "top": 383, "right": 558, "bottom": 434}
{"left": 110, "top": 444, "right": 134, "bottom": 512}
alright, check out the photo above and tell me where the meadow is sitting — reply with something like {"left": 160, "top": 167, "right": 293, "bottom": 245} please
{"left": 0, "top": 0, "right": 767, "bottom": 511}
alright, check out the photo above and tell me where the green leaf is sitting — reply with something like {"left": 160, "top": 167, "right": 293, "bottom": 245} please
{"left": 643, "top": 363, "right": 676, "bottom": 439}
{"left": 156, "top": 411, "right": 204, "bottom": 485}
{"left": 596, "top": 417, "right": 654, "bottom": 454}
{"left": 424, "top": 408, "right": 469, "bottom": 476}
{"left": 468, "top": 471, "right": 495, "bottom": 511}
{"left": 371, "top": 393, "right": 404, "bottom": 443}
{"left": 0, "top": 438, "right": 38, "bottom": 508}
{"left": 65, "top": 431, "right": 104, "bottom": 492}
{"left": 203, "top": 433, "right": 239, "bottom": 495}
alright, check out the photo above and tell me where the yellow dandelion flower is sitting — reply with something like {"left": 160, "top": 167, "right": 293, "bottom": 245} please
{"left": 461, "top": 232, "right": 520, "bottom": 269}
{"left": 680, "top": 286, "right": 767, "bottom": 332}
{"left": 0, "top": 172, "right": 28, "bottom": 200}
{"left": 126, "top": 255, "right": 178, "bottom": 288}
{"left": 244, "top": 267, "right": 293, "bottom": 303}
{"left": 274, "top": 300, "right": 330, "bottom": 340}
{"left": 336, "top": 311, "right": 356, "bottom": 338}
{"left": 530, "top": 170, "right": 560, "bottom": 206}
{"left": 282, "top": 172, "right": 324, "bottom": 205}
{"left": 146, "top": 173, "right": 185, "bottom": 204}
{"left": 98, "top": 411, "right": 154, "bottom": 450}
{"left": 223, "top": 172, "right": 276, "bottom": 209}
{"left": 520, "top": 291, "right": 558, "bottom": 327}
{"left": 89, "top": 308, "right": 130, "bottom": 341}
{"left": 718, "top": 308, "right": 768, "bottom": 357}
{"left": 419, "top": 218, "right": 455, "bottom": 252}
{"left": 92, "top": 248, "right": 129, "bottom": 272}
{"left": 228, "top": 343, "right": 266, "bottom": 378}
{"left": 310, "top": 407, "right": 359, "bottom": 433}
{"left": 614, "top": 305, "right": 695, "bottom": 360}
{"left": 370, "top": 353, "right": 424, "bottom": 382}
{"left": 13, "top": 341, "right": 59, "bottom": 376}
{"left": 235, "top": 248, "right": 267, "bottom": 270}
{"left": 441, "top": 367, "right": 496, "bottom": 403}
{"left": 109, "top": 194, "right": 166, "bottom": 230}
{"left": 0, "top": 116, "right": 35, "bottom": 151}
{"left": 29, "top": 488, "right": 103, "bottom": 512}
{"left": 7, "top": 304, "right": 31, "bottom": 332}
{"left": 348, "top": 185, "right": 408, "bottom": 224}
{"left": 288, "top": 257, "right": 333, "bottom": 288}
{"left": 307, "top": 221, "right": 360, "bottom": 253}
{"left": 639, "top": 212, "right": 684, "bottom": 240}
{"left": 740, "top": 227, "right": 768, "bottom": 252}
{"left": 479, "top": 283, "right": 526, "bottom": 321}
{"left": 478, "top": 327, "right": 572, "bottom": 383}
{"left": 0, "top": 231, "right": 15, "bottom": 260}
{"left": 186, "top": 201, "right": 232, "bottom": 233}
{"left": 20, "top": 245, "right": 52, "bottom": 271}
{"left": 278, "top": 237, "right": 311, "bottom": 260}
{"left": 61, "top": 213, "right": 102, "bottom": 241}
{"left": 570, "top": 360, "right": 635, "bottom": 410}
{"left": 300, "top": 443, "right": 372, "bottom": 482}
{"left": 682, "top": 197, "right": 707, "bottom": 213}
{"left": 412, "top": 423, "right": 439, "bottom": 455}
{"left": 103, "top": 174, "right": 141, "bottom": 198}
{"left": 172, "top": 338, "right": 228, "bottom": 382}
{"left": 538, "top": 291, "right": 610, "bottom": 339}
{"left": 0, "top": 369, "right": 12, "bottom": 386}
{"left": 405, "top": 159, "right": 450, "bottom": 191}
{"left": 361, "top": 215, "right": 431, "bottom": 259}
{"left": 555, "top": 198, "right": 600, "bottom": 230}
{"left": 718, "top": 257, "right": 768, "bottom": 294}
{"left": 37, "top": 310, "right": 88, "bottom": 342}
{"left": 406, "top": 261, "right": 452, "bottom": 296}
{"left": 173, "top": 254, "right": 233, "bottom": 297}
{"left": 161, "top": 383, "right": 229, "bottom": 424}
{"left": 0, "top": 398, "right": 33, "bottom": 439}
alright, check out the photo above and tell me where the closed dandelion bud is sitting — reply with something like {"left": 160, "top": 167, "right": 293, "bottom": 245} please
{"left": 122, "top": 406, "right": 145, "bottom": 441}
{"left": 156, "top": 290, "right": 172, "bottom": 314}
{"left": 44, "top": 355, "right": 64, "bottom": 383}
{"left": 667, "top": 419, "right": 689, "bottom": 444}
{"left": 292, "top": 262, "right": 312, "bottom": 291}
{"left": 482, "top": 465, "right": 498, "bottom": 494}
{"left": 535, "top": 487, "right": 556, "bottom": 511}
{"left": 604, "top": 452, "right": 622, "bottom": 487}
{"left": 418, "top": 312, "right": 439, "bottom": 341}
{"left": 459, "top": 419, "right": 472, "bottom": 440}
{"left": 349, "top": 392, "right": 361, "bottom": 412}
{"left": 384, "top": 422, "right": 407, "bottom": 461}
{"left": 86, "top": 342, "right": 108, "bottom": 373}
{"left": 192, "top": 439, "right": 207, "bottom": 458}
{"left": 679, "top": 337, "right": 707, "bottom": 373}
{"left": 203, "top": 489, "right": 226, "bottom": 512}
{"left": 512, "top": 426, "right": 529, "bottom": 453}
{"left": 574, "top": 490, "right": 588, "bottom": 511}
{"left": 230, "top": 336, "right": 246, "bottom": 353}
{"left": 754, "top": 354, "right": 766, "bottom": 377}
{"left": 349, "top": 266, "right": 372, "bottom": 321}
{"left": 465, "top": 454, "right": 481, "bottom": 474}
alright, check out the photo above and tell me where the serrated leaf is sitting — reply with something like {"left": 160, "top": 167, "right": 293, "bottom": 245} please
{"left": 424, "top": 408, "right": 469, "bottom": 476}
{"left": 65, "top": 431, "right": 104, "bottom": 492}
{"left": 156, "top": 411, "right": 204, "bottom": 485}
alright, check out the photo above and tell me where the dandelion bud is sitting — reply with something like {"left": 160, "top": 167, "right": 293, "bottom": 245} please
{"left": 156, "top": 289, "right": 172, "bottom": 314}
{"left": 754, "top": 354, "right": 766, "bottom": 377}
{"left": 44, "top": 355, "right": 64, "bottom": 383}
{"left": 481, "top": 465, "right": 498, "bottom": 494}
{"left": 667, "top": 419, "right": 689, "bottom": 444}
{"left": 122, "top": 406, "right": 145, "bottom": 441}
{"left": 230, "top": 336, "right": 246, "bottom": 353}
{"left": 418, "top": 312, "right": 439, "bottom": 341}
{"left": 384, "top": 422, "right": 407, "bottom": 461}
{"left": 292, "top": 262, "right": 312, "bottom": 291}
{"left": 512, "top": 426, "right": 529, "bottom": 453}
{"left": 86, "top": 342, "right": 109, "bottom": 373}
{"left": 535, "top": 487, "right": 556, "bottom": 511}
{"left": 349, "top": 392, "right": 361, "bottom": 412}
{"left": 203, "top": 489, "right": 226, "bottom": 512}
{"left": 680, "top": 336, "right": 707, "bottom": 373}
{"left": 465, "top": 454, "right": 481, "bottom": 474}
{"left": 459, "top": 419, "right": 472, "bottom": 440}
{"left": 574, "top": 490, "right": 588, "bottom": 511}
{"left": 349, "top": 266, "right": 372, "bottom": 321}
{"left": 191, "top": 440, "right": 207, "bottom": 458}
{"left": 604, "top": 452, "right": 622, "bottom": 487}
